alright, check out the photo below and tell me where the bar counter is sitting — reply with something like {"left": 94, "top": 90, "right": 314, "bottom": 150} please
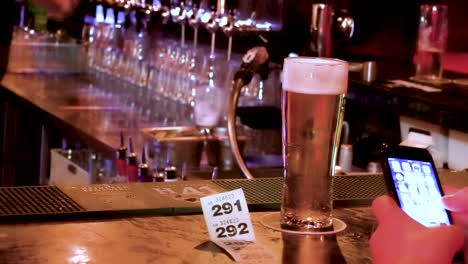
{"left": 3, "top": 71, "right": 468, "bottom": 183}
{"left": 1, "top": 171, "right": 468, "bottom": 263}
{"left": 1, "top": 73, "right": 167, "bottom": 155}
{"left": 0, "top": 208, "right": 374, "bottom": 263}
{"left": 2, "top": 71, "right": 468, "bottom": 158}
{"left": 349, "top": 79, "right": 468, "bottom": 133}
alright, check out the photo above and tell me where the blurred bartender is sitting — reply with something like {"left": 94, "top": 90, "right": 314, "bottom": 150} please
{"left": 0, "top": 0, "right": 79, "bottom": 79}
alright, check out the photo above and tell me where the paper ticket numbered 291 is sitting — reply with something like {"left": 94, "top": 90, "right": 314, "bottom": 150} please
{"left": 200, "top": 189, "right": 277, "bottom": 262}
{"left": 200, "top": 188, "right": 255, "bottom": 242}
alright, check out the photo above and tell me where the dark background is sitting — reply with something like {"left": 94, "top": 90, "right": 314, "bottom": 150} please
{"left": 17, "top": 0, "right": 468, "bottom": 64}
{"left": 282, "top": 0, "right": 468, "bottom": 62}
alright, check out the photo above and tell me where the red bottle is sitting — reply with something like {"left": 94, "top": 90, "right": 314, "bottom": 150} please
{"left": 127, "top": 137, "right": 138, "bottom": 182}
{"left": 116, "top": 132, "right": 127, "bottom": 180}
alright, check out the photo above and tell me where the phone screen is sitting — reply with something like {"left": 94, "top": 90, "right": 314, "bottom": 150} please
{"left": 387, "top": 157, "right": 451, "bottom": 227}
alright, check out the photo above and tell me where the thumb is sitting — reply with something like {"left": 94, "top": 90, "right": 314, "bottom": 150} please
{"left": 372, "top": 195, "right": 420, "bottom": 227}
{"left": 421, "top": 226, "right": 464, "bottom": 263}
{"left": 443, "top": 185, "right": 459, "bottom": 196}
{"left": 442, "top": 187, "right": 468, "bottom": 212}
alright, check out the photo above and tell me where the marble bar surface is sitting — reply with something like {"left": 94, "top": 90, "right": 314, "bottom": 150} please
{"left": 0, "top": 208, "right": 375, "bottom": 264}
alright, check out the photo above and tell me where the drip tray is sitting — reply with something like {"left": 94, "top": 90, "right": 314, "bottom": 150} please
{"left": 0, "top": 174, "right": 391, "bottom": 222}
{"left": 0, "top": 186, "right": 85, "bottom": 215}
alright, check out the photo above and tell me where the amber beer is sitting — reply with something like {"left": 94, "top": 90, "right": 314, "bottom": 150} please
{"left": 281, "top": 57, "right": 348, "bottom": 231}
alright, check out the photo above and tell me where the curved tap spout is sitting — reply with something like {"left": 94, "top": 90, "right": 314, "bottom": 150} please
{"left": 227, "top": 47, "right": 270, "bottom": 180}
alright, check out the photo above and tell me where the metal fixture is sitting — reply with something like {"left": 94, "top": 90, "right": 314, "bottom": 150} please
{"left": 227, "top": 46, "right": 270, "bottom": 180}
{"left": 348, "top": 61, "right": 378, "bottom": 82}
{"left": 171, "top": 0, "right": 189, "bottom": 47}
{"left": 310, "top": 3, "right": 354, "bottom": 57}
{"left": 221, "top": 8, "right": 236, "bottom": 61}
{"left": 202, "top": 0, "right": 224, "bottom": 56}
{"left": 187, "top": 0, "right": 204, "bottom": 48}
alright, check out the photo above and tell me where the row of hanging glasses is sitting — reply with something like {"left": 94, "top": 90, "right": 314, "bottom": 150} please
{"left": 80, "top": 0, "right": 285, "bottom": 170}
{"left": 82, "top": 0, "right": 245, "bottom": 127}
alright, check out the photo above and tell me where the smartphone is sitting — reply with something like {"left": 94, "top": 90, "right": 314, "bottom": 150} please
{"left": 379, "top": 144, "right": 453, "bottom": 227}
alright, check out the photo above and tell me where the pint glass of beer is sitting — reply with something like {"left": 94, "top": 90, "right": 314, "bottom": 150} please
{"left": 414, "top": 5, "right": 449, "bottom": 82}
{"left": 281, "top": 57, "right": 348, "bottom": 231}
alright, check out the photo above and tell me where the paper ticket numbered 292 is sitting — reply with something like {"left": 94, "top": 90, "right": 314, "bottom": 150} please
{"left": 200, "top": 188, "right": 255, "bottom": 242}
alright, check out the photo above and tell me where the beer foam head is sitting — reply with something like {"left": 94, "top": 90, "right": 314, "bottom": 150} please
{"left": 282, "top": 57, "right": 348, "bottom": 94}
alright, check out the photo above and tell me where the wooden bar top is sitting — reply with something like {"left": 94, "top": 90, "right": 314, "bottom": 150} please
{"left": 0, "top": 208, "right": 375, "bottom": 264}
{"left": 2, "top": 171, "right": 468, "bottom": 263}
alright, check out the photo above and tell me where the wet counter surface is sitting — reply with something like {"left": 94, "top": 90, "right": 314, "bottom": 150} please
{"left": 3, "top": 71, "right": 468, "bottom": 156}
{"left": 3, "top": 72, "right": 468, "bottom": 158}
{"left": 0, "top": 208, "right": 375, "bottom": 264}
{"left": 1, "top": 73, "right": 194, "bottom": 155}
{"left": 1, "top": 171, "right": 468, "bottom": 263}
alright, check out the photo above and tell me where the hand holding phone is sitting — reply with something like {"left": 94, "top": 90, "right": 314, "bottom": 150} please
{"left": 375, "top": 144, "right": 465, "bottom": 263}
{"left": 370, "top": 195, "right": 464, "bottom": 264}
{"left": 443, "top": 186, "right": 468, "bottom": 229}
{"left": 379, "top": 145, "right": 452, "bottom": 227}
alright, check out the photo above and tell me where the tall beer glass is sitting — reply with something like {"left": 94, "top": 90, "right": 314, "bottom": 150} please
{"left": 413, "top": 5, "right": 449, "bottom": 83}
{"left": 281, "top": 57, "right": 348, "bottom": 231}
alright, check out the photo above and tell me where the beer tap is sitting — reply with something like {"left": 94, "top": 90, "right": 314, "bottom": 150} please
{"left": 159, "top": 0, "right": 171, "bottom": 25}
{"left": 203, "top": 0, "right": 224, "bottom": 57}
{"left": 171, "top": 0, "right": 188, "bottom": 47}
{"left": 132, "top": 0, "right": 169, "bottom": 25}
{"left": 230, "top": 0, "right": 273, "bottom": 34}
{"left": 135, "top": 0, "right": 153, "bottom": 27}
{"left": 310, "top": 3, "right": 354, "bottom": 57}
{"left": 82, "top": 0, "right": 100, "bottom": 46}
{"left": 151, "top": 0, "right": 164, "bottom": 12}
{"left": 187, "top": 0, "right": 203, "bottom": 48}
{"left": 227, "top": 46, "right": 269, "bottom": 180}
{"left": 234, "top": 8, "right": 257, "bottom": 33}
{"left": 221, "top": 0, "right": 237, "bottom": 61}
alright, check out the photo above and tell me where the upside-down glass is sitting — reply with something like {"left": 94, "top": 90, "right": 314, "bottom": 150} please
{"left": 281, "top": 57, "right": 348, "bottom": 231}
{"left": 193, "top": 56, "right": 230, "bottom": 130}
{"left": 413, "top": 5, "right": 449, "bottom": 83}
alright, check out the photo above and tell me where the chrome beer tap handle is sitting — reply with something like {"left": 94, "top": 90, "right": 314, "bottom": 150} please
{"left": 203, "top": 4, "right": 220, "bottom": 34}
{"left": 203, "top": 0, "right": 222, "bottom": 57}
{"left": 310, "top": 3, "right": 333, "bottom": 57}
{"left": 221, "top": 8, "right": 237, "bottom": 61}
{"left": 221, "top": 9, "right": 236, "bottom": 37}
{"left": 221, "top": 0, "right": 237, "bottom": 34}
{"left": 151, "top": 0, "right": 164, "bottom": 12}
{"left": 170, "top": 0, "right": 189, "bottom": 46}
{"left": 171, "top": 0, "right": 188, "bottom": 24}
{"left": 310, "top": 3, "right": 354, "bottom": 57}
{"left": 187, "top": 0, "right": 203, "bottom": 48}
{"left": 216, "top": 0, "right": 226, "bottom": 17}
{"left": 335, "top": 9, "right": 354, "bottom": 40}
{"left": 227, "top": 47, "right": 270, "bottom": 180}
{"left": 235, "top": 10, "right": 256, "bottom": 33}
{"left": 160, "top": 6, "right": 171, "bottom": 25}
{"left": 187, "top": 0, "right": 203, "bottom": 28}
